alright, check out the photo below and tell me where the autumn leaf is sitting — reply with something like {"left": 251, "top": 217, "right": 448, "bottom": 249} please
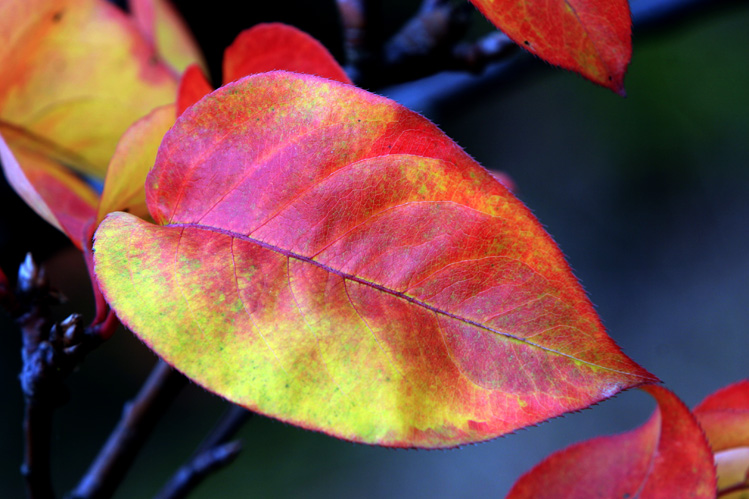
{"left": 0, "top": 132, "right": 98, "bottom": 249}
{"left": 506, "top": 385, "right": 716, "bottom": 498}
{"left": 0, "top": 0, "right": 178, "bottom": 177}
{"left": 94, "top": 72, "right": 654, "bottom": 447}
{"left": 694, "top": 380, "right": 749, "bottom": 497}
{"left": 468, "top": 0, "right": 631, "bottom": 94}
{"left": 177, "top": 64, "right": 214, "bottom": 117}
{"left": 97, "top": 104, "right": 176, "bottom": 223}
{"left": 178, "top": 23, "right": 351, "bottom": 115}
{"left": 223, "top": 23, "right": 351, "bottom": 85}
{"left": 129, "top": 0, "right": 206, "bottom": 75}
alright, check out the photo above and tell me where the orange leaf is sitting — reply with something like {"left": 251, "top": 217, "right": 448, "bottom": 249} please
{"left": 469, "top": 0, "right": 631, "bottom": 94}
{"left": 0, "top": 131, "right": 97, "bottom": 249}
{"left": 507, "top": 385, "right": 716, "bottom": 498}
{"left": 0, "top": 0, "right": 178, "bottom": 177}
{"left": 94, "top": 72, "right": 653, "bottom": 447}
{"left": 129, "top": 0, "right": 206, "bottom": 75}
{"left": 98, "top": 104, "right": 176, "bottom": 223}
{"left": 695, "top": 380, "right": 749, "bottom": 452}
{"left": 694, "top": 380, "right": 749, "bottom": 496}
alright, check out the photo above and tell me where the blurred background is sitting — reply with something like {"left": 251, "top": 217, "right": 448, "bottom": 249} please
{"left": 1, "top": 0, "right": 747, "bottom": 497}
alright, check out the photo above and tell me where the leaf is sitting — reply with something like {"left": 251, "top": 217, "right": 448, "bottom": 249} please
{"left": 694, "top": 379, "right": 749, "bottom": 452}
{"left": 694, "top": 380, "right": 749, "bottom": 496}
{"left": 0, "top": 0, "right": 178, "bottom": 177}
{"left": 468, "top": 0, "right": 631, "bottom": 94}
{"left": 94, "top": 72, "right": 654, "bottom": 448}
{"left": 507, "top": 385, "right": 716, "bottom": 498}
{"left": 0, "top": 131, "right": 98, "bottom": 248}
{"left": 97, "top": 104, "right": 176, "bottom": 222}
{"left": 714, "top": 447, "right": 749, "bottom": 498}
{"left": 223, "top": 23, "right": 352, "bottom": 85}
{"left": 177, "top": 23, "right": 352, "bottom": 117}
{"left": 177, "top": 64, "right": 214, "bottom": 117}
{"left": 129, "top": 0, "right": 206, "bottom": 75}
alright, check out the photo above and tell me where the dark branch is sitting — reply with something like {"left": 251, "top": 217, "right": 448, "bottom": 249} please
{"left": 156, "top": 405, "right": 253, "bottom": 499}
{"left": 336, "top": 0, "right": 382, "bottom": 84}
{"left": 155, "top": 441, "right": 242, "bottom": 499}
{"left": 68, "top": 360, "right": 188, "bottom": 499}
{"left": 7, "top": 254, "right": 102, "bottom": 499}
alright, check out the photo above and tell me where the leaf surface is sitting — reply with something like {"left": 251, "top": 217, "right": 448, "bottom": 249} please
{"left": 469, "top": 0, "right": 631, "bottom": 93}
{"left": 223, "top": 23, "right": 351, "bottom": 85}
{"left": 0, "top": 0, "right": 177, "bottom": 177}
{"left": 129, "top": 0, "right": 205, "bottom": 75}
{"left": 694, "top": 380, "right": 749, "bottom": 496}
{"left": 0, "top": 132, "right": 97, "bottom": 248}
{"left": 694, "top": 379, "right": 749, "bottom": 452}
{"left": 507, "top": 385, "right": 716, "bottom": 498}
{"left": 98, "top": 104, "right": 176, "bottom": 222}
{"left": 94, "top": 72, "right": 653, "bottom": 447}
{"left": 177, "top": 64, "right": 213, "bottom": 117}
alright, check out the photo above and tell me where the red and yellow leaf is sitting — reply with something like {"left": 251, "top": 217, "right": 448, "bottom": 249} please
{"left": 94, "top": 72, "right": 653, "bottom": 448}
{"left": 695, "top": 379, "right": 749, "bottom": 452}
{"left": 223, "top": 23, "right": 351, "bottom": 85}
{"left": 0, "top": 0, "right": 178, "bottom": 177}
{"left": 98, "top": 104, "right": 176, "bottom": 223}
{"left": 469, "top": 0, "right": 631, "bottom": 94}
{"left": 507, "top": 385, "right": 716, "bottom": 498}
{"left": 0, "top": 131, "right": 97, "bottom": 248}
{"left": 129, "top": 0, "right": 206, "bottom": 75}
{"left": 694, "top": 380, "right": 749, "bottom": 497}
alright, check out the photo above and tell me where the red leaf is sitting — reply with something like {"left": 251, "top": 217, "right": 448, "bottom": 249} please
{"left": 223, "top": 23, "right": 351, "bottom": 85}
{"left": 469, "top": 0, "right": 631, "bottom": 94}
{"left": 507, "top": 385, "right": 716, "bottom": 498}
{"left": 94, "top": 72, "right": 653, "bottom": 447}
{"left": 176, "top": 64, "right": 213, "bottom": 117}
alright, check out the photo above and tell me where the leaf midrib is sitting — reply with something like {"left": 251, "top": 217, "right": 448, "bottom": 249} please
{"left": 170, "top": 221, "right": 652, "bottom": 381}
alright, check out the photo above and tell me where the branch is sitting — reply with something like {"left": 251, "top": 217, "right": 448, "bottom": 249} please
{"left": 69, "top": 360, "right": 188, "bottom": 499}
{"left": 335, "top": 0, "right": 382, "bottom": 83}
{"left": 4, "top": 254, "right": 103, "bottom": 499}
{"left": 382, "top": 0, "right": 748, "bottom": 115}
{"left": 156, "top": 405, "right": 253, "bottom": 499}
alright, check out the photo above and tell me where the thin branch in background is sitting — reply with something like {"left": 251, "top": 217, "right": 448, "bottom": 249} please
{"left": 336, "top": 0, "right": 382, "bottom": 84}
{"left": 357, "top": 0, "right": 519, "bottom": 88}
{"left": 336, "top": 0, "right": 366, "bottom": 66}
{"left": 156, "top": 441, "right": 242, "bottom": 499}
{"left": 12, "top": 254, "right": 82, "bottom": 499}
{"left": 156, "top": 405, "right": 253, "bottom": 499}
{"left": 69, "top": 360, "right": 188, "bottom": 499}
{"left": 0, "top": 253, "right": 120, "bottom": 498}
{"left": 449, "top": 31, "right": 517, "bottom": 73}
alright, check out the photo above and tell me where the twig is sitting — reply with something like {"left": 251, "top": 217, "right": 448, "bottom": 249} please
{"left": 449, "top": 31, "right": 517, "bottom": 74}
{"left": 156, "top": 441, "right": 242, "bottom": 499}
{"left": 336, "top": 0, "right": 382, "bottom": 84}
{"left": 12, "top": 254, "right": 83, "bottom": 499}
{"left": 156, "top": 405, "right": 253, "bottom": 499}
{"left": 353, "top": 0, "right": 517, "bottom": 89}
{"left": 69, "top": 360, "right": 188, "bottom": 499}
